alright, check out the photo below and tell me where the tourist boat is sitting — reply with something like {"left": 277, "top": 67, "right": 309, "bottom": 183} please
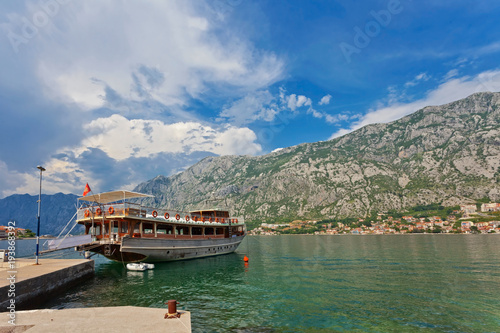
{"left": 75, "top": 190, "right": 246, "bottom": 263}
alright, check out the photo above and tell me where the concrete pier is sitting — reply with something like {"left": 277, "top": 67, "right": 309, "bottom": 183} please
{"left": 0, "top": 259, "right": 94, "bottom": 310}
{"left": 0, "top": 306, "right": 191, "bottom": 333}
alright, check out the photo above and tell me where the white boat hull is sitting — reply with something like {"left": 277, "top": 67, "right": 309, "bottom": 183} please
{"left": 120, "top": 235, "right": 245, "bottom": 262}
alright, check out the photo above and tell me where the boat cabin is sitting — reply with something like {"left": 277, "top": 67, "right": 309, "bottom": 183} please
{"left": 76, "top": 190, "right": 245, "bottom": 243}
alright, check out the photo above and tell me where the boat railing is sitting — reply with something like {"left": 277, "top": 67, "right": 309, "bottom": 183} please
{"left": 141, "top": 206, "right": 245, "bottom": 224}
{"left": 77, "top": 202, "right": 146, "bottom": 220}
{"left": 77, "top": 203, "right": 245, "bottom": 224}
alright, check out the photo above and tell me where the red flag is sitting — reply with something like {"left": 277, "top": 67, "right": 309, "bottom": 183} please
{"left": 83, "top": 183, "right": 91, "bottom": 197}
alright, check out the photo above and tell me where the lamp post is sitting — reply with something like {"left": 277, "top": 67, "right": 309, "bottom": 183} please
{"left": 36, "top": 165, "right": 45, "bottom": 265}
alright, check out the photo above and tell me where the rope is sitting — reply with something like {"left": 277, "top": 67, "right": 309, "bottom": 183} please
{"left": 42, "top": 209, "right": 78, "bottom": 247}
{"left": 173, "top": 314, "right": 190, "bottom": 332}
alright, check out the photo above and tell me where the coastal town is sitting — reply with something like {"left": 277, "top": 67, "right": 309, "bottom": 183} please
{"left": 0, "top": 226, "right": 33, "bottom": 240}
{"left": 250, "top": 203, "right": 500, "bottom": 236}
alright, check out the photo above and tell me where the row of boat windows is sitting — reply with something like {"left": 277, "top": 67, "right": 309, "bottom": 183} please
{"left": 91, "top": 221, "right": 243, "bottom": 236}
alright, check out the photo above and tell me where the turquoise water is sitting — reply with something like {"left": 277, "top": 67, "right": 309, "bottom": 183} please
{"left": 12, "top": 235, "right": 500, "bottom": 332}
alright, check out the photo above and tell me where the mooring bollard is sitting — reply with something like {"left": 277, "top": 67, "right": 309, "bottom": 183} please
{"left": 164, "top": 299, "right": 181, "bottom": 319}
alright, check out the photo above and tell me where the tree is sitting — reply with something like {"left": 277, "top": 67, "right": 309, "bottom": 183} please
{"left": 432, "top": 226, "right": 442, "bottom": 233}
{"left": 20, "top": 228, "right": 36, "bottom": 238}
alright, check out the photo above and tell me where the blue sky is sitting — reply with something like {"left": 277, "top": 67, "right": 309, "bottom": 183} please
{"left": 1, "top": 0, "right": 500, "bottom": 198}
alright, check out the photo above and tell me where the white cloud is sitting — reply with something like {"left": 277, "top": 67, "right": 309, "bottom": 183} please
{"left": 82, "top": 114, "right": 262, "bottom": 160}
{"left": 319, "top": 94, "right": 332, "bottom": 105}
{"left": 330, "top": 69, "right": 500, "bottom": 139}
{"left": 218, "top": 90, "right": 276, "bottom": 125}
{"left": 23, "top": 1, "right": 284, "bottom": 110}
{"left": 219, "top": 89, "right": 323, "bottom": 126}
{"left": 443, "top": 69, "right": 459, "bottom": 80}
{"left": 0, "top": 1, "right": 285, "bottom": 198}
{"left": 0, "top": 114, "right": 263, "bottom": 197}
{"left": 0, "top": 159, "right": 80, "bottom": 198}
{"left": 296, "top": 95, "right": 312, "bottom": 108}
{"left": 287, "top": 94, "right": 312, "bottom": 111}
{"left": 404, "top": 72, "right": 430, "bottom": 87}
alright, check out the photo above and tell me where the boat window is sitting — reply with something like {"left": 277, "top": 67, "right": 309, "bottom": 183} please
{"left": 104, "top": 223, "right": 109, "bottom": 235}
{"left": 216, "top": 228, "right": 224, "bottom": 235}
{"left": 192, "top": 227, "right": 203, "bottom": 235}
{"left": 133, "top": 223, "right": 140, "bottom": 234}
{"left": 120, "top": 222, "right": 128, "bottom": 233}
{"left": 143, "top": 222, "right": 154, "bottom": 234}
{"left": 176, "top": 226, "right": 189, "bottom": 235}
{"left": 113, "top": 221, "right": 119, "bottom": 233}
{"left": 205, "top": 227, "right": 214, "bottom": 235}
{"left": 157, "top": 224, "right": 173, "bottom": 234}
{"left": 94, "top": 225, "right": 101, "bottom": 235}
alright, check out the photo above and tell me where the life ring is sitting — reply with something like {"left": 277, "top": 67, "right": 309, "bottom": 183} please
{"left": 175, "top": 214, "right": 180, "bottom": 220}
{"left": 185, "top": 215, "right": 190, "bottom": 221}
{"left": 202, "top": 217, "right": 206, "bottom": 222}
{"left": 209, "top": 218, "right": 213, "bottom": 223}
{"left": 84, "top": 210, "right": 90, "bottom": 218}
{"left": 164, "top": 212, "right": 170, "bottom": 219}
{"left": 235, "top": 218, "right": 238, "bottom": 223}
{"left": 215, "top": 218, "right": 219, "bottom": 223}
{"left": 152, "top": 210, "right": 158, "bottom": 218}
{"left": 108, "top": 206, "right": 114, "bottom": 215}
{"left": 221, "top": 218, "right": 225, "bottom": 223}
{"left": 96, "top": 208, "right": 102, "bottom": 215}
{"left": 194, "top": 216, "right": 198, "bottom": 222}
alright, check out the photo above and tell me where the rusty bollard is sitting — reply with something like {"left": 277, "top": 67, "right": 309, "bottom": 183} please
{"left": 164, "top": 299, "right": 181, "bottom": 319}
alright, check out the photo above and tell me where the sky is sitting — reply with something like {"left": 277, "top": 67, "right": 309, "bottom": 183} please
{"left": 1, "top": 0, "right": 500, "bottom": 198}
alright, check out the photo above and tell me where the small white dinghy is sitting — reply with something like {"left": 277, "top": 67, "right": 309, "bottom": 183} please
{"left": 126, "top": 263, "right": 155, "bottom": 271}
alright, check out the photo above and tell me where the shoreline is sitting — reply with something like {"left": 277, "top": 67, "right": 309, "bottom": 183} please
{"left": 250, "top": 232, "right": 500, "bottom": 236}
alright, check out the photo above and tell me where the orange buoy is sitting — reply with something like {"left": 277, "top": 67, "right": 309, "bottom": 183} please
{"left": 243, "top": 256, "right": 249, "bottom": 262}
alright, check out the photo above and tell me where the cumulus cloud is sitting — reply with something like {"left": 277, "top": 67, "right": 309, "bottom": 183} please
{"left": 82, "top": 114, "right": 262, "bottom": 159}
{"left": 319, "top": 94, "right": 332, "bottom": 105}
{"left": 330, "top": 69, "right": 500, "bottom": 139}
{"left": 1, "top": 114, "right": 262, "bottom": 197}
{"left": 287, "top": 94, "right": 312, "bottom": 111}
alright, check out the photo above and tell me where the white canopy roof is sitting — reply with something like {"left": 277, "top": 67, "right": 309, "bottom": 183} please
{"left": 78, "top": 190, "right": 154, "bottom": 204}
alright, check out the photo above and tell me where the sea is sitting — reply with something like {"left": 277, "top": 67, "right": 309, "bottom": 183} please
{"left": 3, "top": 235, "right": 500, "bottom": 332}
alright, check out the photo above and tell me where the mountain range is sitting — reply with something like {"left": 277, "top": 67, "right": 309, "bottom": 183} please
{"left": 1, "top": 92, "right": 499, "bottom": 229}
{"left": 0, "top": 193, "right": 78, "bottom": 234}
{"left": 134, "top": 92, "right": 500, "bottom": 222}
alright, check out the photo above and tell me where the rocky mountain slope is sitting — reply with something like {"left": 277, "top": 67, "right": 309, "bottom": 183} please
{"left": 135, "top": 92, "right": 500, "bottom": 222}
